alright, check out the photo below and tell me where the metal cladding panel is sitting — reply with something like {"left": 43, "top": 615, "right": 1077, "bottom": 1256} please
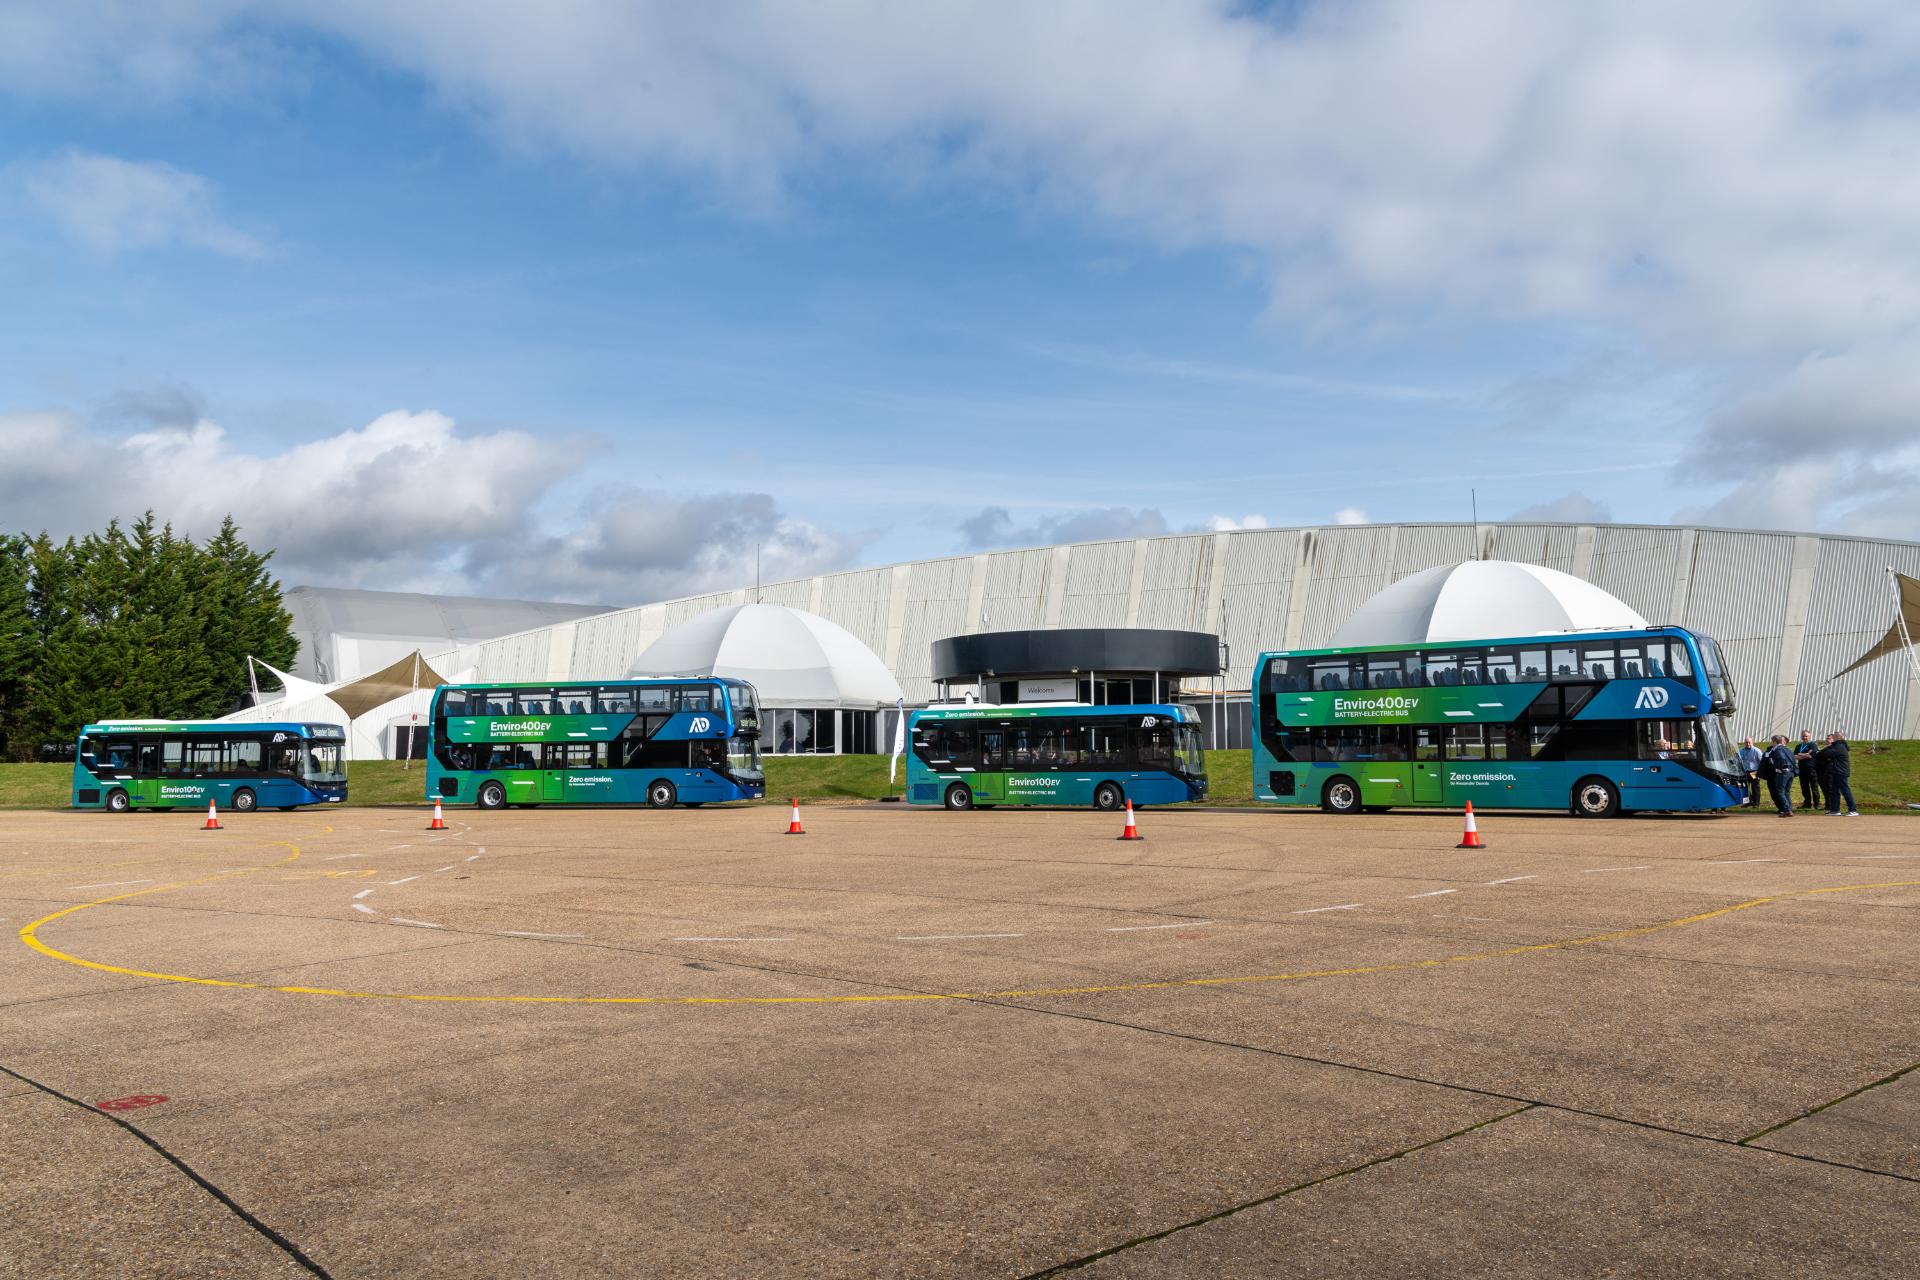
{"left": 1488, "top": 524, "right": 1582, "bottom": 572}
{"left": 662, "top": 593, "right": 735, "bottom": 628}
{"left": 815, "top": 567, "right": 894, "bottom": 657}
{"left": 1059, "top": 541, "right": 1136, "bottom": 628}
{"left": 1220, "top": 529, "right": 1300, "bottom": 687}
{"left": 569, "top": 609, "right": 648, "bottom": 679}
{"left": 754, "top": 578, "right": 816, "bottom": 609}
{"left": 1390, "top": 525, "right": 1476, "bottom": 578}
{"left": 474, "top": 630, "right": 551, "bottom": 683}
{"left": 1718, "top": 635, "right": 1785, "bottom": 741}
{"left": 897, "top": 557, "right": 974, "bottom": 686}
{"left": 1136, "top": 536, "right": 1211, "bottom": 631}
{"left": 1587, "top": 526, "right": 1689, "bottom": 622}
{"left": 1299, "top": 526, "right": 1401, "bottom": 647}
{"left": 980, "top": 549, "right": 1051, "bottom": 631}
{"left": 1795, "top": 537, "right": 1920, "bottom": 738}
{"left": 1681, "top": 531, "right": 1796, "bottom": 641}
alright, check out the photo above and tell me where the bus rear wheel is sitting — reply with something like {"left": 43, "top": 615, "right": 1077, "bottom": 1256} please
{"left": 106, "top": 789, "right": 130, "bottom": 813}
{"left": 1093, "top": 782, "right": 1124, "bottom": 812}
{"left": 1573, "top": 777, "right": 1621, "bottom": 819}
{"left": 477, "top": 780, "right": 506, "bottom": 810}
{"left": 231, "top": 788, "right": 257, "bottom": 813}
{"left": 1321, "top": 776, "right": 1362, "bottom": 814}
{"left": 944, "top": 784, "right": 974, "bottom": 811}
{"left": 647, "top": 779, "right": 678, "bottom": 809}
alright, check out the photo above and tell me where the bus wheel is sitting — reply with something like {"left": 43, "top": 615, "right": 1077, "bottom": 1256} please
{"left": 1092, "top": 782, "right": 1124, "bottom": 811}
{"left": 231, "top": 788, "right": 257, "bottom": 813}
{"left": 1321, "top": 777, "right": 1361, "bottom": 814}
{"left": 106, "top": 789, "right": 130, "bottom": 813}
{"left": 944, "top": 784, "right": 974, "bottom": 811}
{"left": 477, "top": 780, "right": 506, "bottom": 810}
{"left": 1573, "top": 777, "right": 1621, "bottom": 818}
{"left": 647, "top": 779, "right": 678, "bottom": 809}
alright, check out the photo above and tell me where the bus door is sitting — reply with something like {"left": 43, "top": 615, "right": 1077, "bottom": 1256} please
{"left": 1411, "top": 728, "right": 1445, "bottom": 804}
{"left": 971, "top": 729, "right": 1006, "bottom": 802}
{"left": 542, "top": 769, "right": 563, "bottom": 802}
{"left": 130, "top": 741, "right": 163, "bottom": 806}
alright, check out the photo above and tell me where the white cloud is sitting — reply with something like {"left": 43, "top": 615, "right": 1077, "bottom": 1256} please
{"left": 1333, "top": 506, "right": 1368, "bottom": 525}
{"left": 958, "top": 505, "right": 1169, "bottom": 550}
{"left": 0, "top": 406, "right": 864, "bottom": 601}
{"left": 1207, "top": 514, "right": 1269, "bottom": 531}
{"left": 22, "top": 151, "right": 267, "bottom": 257}
{"left": 1510, "top": 491, "right": 1614, "bottom": 524}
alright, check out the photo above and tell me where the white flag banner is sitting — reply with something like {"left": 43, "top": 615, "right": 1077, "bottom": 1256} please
{"left": 889, "top": 698, "right": 907, "bottom": 784}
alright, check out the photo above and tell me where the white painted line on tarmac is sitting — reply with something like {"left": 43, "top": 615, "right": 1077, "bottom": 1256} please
{"left": 390, "top": 918, "right": 443, "bottom": 929}
{"left": 386, "top": 843, "right": 412, "bottom": 850}
{"left": 465, "top": 855, "right": 480, "bottom": 862}
{"left": 1486, "top": 876, "right": 1536, "bottom": 885}
{"left": 503, "top": 931, "right": 586, "bottom": 940}
{"left": 352, "top": 903, "right": 377, "bottom": 915}
{"left": 1292, "top": 904, "right": 1362, "bottom": 914}
{"left": 435, "top": 865, "right": 457, "bottom": 873}
{"left": 321, "top": 854, "right": 366, "bottom": 861}
{"left": 674, "top": 935, "right": 795, "bottom": 942}
{"left": 1408, "top": 889, "right": 1458, "bottom": 898}
{"left": 69, "top": 879, "right": 152, "bottom": 889}
{"left": 387, "top": 875, "right": 419, "bottom": 885}
{"left": 894, "top": 932, "right": 1026, "bottom": 940}
{"left": 1581, "top": 866, "right": 1652, "bottom": 873}
{"left": 353, "top": 888, "right": 375, "bottom": 899}
{"left": 1107, "top": 921, "right": 1212, "bottom": 932}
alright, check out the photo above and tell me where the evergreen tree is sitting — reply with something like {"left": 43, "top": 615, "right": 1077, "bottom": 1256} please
{"left": 0, "top": 535, "right": 30, "bottom": 756}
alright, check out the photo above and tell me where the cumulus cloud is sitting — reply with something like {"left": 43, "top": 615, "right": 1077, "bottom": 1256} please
{"left": 959, "top": 505, "right": 1169, "bottom": 551}
{"left": 0, "top": 405, "right": 865, "bottom": 602}
{"left": 22, "top": 151, "right": 267, "bottom": 257}
{"left": 1510, "top": 491, "right": 1614, "bottom": 524}
{"left": 1333, "top": 507, "right": 1369, "bottom": 525}
{"left": 1206, "top": 514, "right": 1269, "bottom": 531}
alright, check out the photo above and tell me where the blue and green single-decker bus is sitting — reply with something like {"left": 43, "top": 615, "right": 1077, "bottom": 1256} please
{"left": 425, "top": 677, "right": 765, "bottom": 809}
{"left": 907, "top": 702, "right": 1207, "bottom": 810}
{"left": 73, "top": 720, "right": 349, "bottom": 812}
{"left": 1253, "top": 626, "right": 1748, "bottom": 818}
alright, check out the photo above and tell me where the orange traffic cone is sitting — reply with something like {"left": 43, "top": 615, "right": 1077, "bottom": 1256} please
{"left": 427, "top": 797, "right": 447, "bottom": 831}
{"left": 1116, "top": 799, "right": 1143, "bottom": 842}
{"left": 784, "top": 797, "right": 806, "bottom": 836}
{"left": 1456, "top": 801, "right": 1484, "bottom": 849}
{"left": 201, "top": 799, "right": 222, "bottom": 831}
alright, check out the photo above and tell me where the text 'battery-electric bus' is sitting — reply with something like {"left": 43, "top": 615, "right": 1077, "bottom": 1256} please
{"left": 907, "top": 702, "right": 1207, "bottom": 810}
{"left": 426, "top": 678, "right": 765, "bottom": 809}
{"left": 1253, "top": 627, "right": 1746, "bottom": 817}
{"left": 71, "top": 720, "right": 349, "bottom": 812}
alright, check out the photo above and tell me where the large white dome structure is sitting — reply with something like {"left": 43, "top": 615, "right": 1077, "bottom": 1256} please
{"left": 1330, "top": 561, "right": 1648, "bottom": 648}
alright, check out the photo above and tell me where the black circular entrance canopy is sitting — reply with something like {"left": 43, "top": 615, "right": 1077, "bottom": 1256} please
{"left": 930, "top": 628, "right": 1220, "bottom": 681}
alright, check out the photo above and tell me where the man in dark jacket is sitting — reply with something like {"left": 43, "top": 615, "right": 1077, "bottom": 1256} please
{"left": 1794, "top": 729, "right": 1823, "bottom": 811}
{"left": 1819, "top": 733, "right": 1859, "bottom": 816}
{"left": 1764, "top": 735, "right": 1798, "bottom": 816}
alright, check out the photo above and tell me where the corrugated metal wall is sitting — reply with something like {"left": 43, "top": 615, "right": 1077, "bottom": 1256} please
{"left": 436, "top": 523, "right": 1920, "bottom": 741}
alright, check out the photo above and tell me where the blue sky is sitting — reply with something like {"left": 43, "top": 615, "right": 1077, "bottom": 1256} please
{"left": 3, "top": 3, "right": 1918, "bottom": 603}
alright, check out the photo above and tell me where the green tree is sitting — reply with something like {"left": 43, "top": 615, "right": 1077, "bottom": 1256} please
{"left": 0, "top": 535, "right": 31, "bottom": 756}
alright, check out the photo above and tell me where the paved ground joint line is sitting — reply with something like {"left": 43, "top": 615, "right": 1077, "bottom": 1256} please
{"left": 0, "top": 1061, "right": 334, "bottom": 1278}
{"left": 1019, "top": 1104, "right": 1537, "bottom": 1278}
{"left": 1739, "top": 1058, "right": 1920, "bottom": 1146}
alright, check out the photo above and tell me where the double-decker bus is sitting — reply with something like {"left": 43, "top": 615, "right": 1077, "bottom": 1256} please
{"left": 906, "top": 703, "right": 1208, "bottom": 810}
{"left": 1253, "top": 627, "right": 1746, "bottom": 818}
{"left": 425, "top": 677, "right": 765, "bottom": 809}
{"left": 71, "top": 720, "right": 349, "bottom": 812}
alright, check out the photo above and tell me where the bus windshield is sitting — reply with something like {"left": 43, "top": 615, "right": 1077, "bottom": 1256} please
{"left": 1174, "top": 724, "right": 1205, "bottom": 778}
{"left": 726, "top": 736, "right": 763, "bottom": 779}
{"left": 302, "top": 742, "right": 347, "bottom": 784}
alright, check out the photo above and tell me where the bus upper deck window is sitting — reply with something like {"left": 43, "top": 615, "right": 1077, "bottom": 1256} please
{"left": 1667, "top": 642, "right": 1694, "bottom": 678}
{"left": 1484, "top": 651, "right": 1517, "bottom": 685}
{"left": 557, "top": 690, "right": 592, "bottom": 714}
{"left": 598, "top": 687, "right": 635, "bottom": 715}
{"left": 517, "top": 690, "right": 552, "bottom": 715}
{"left": 1617, "top": 644, "right": 1645, "bottom": 678}
{"left": 1584, "top": 647, "right": 1617, "bottom": 680}
{"left": 441, "top": 690, "right": 469, "bottom": 716}
{"left": 638, "top": 686, "right": 670, "bottom": 711}
{"left": 1518, "top": 648, "right": 1547, "bottom": 679}
{"left": 484, "top": 692, "right": 514, "bottom": 716}
{"left": 1550, "top": 646, "right": 1578, "bottom": 678}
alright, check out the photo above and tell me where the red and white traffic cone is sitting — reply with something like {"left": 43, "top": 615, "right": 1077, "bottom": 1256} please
{"left": 1116, "top": 799, "right": 1143, "bottom": 842}
{"left": 784, "top": 797, "right": 806, "bottom": 836}
{"left": 427, "top": 797, "right": 447, "bottom": 831}
{"left": 1456, "top": 801, "right": 1484, "bottom": 849}
{"left": 201, "top": 799, "right": 222, "bottom": 831}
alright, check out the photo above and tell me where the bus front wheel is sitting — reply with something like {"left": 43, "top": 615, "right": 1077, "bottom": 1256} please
{"left": 1093, "top": 782, "right": 1124, "bottom": 812}
{"left": 647, "top": 779, "right": 678, "bottom": 809}
{"left": 232, "top": 788, "right": 257, "bottom": 813}
{"left": 944, "top": 784, "right": 974, "bottom": 811}
{"left": 105, "top": 789, "right": 130, "bottom": 813}
{"left": 1573, "top": 777, "right": 1621, "bottom": 819}
{"left": 1321, "top": 777, "right": 1362, "bottom": 814}
{"left": 477, "top": 780, "right": 506, "bottom": 810}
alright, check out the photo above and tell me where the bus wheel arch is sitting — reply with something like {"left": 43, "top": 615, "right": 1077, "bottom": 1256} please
{"left": 1572, "top": 776, "right": 1621, "bottom": 818}
{"left": 105, "top": 788, "right": 130, "bottom": 813}
{"left": 943, "top": 783, "right": 974, "bottom": 811}
{"left": 1321, "top": 776, "right": 1362, "bottom": 814}
{"left": 1092, "top": 781, "right": 1125, "bottom": 811}
{"left": 231, "top": 787, "right": 257, "bottom": 813}
{"left": 646, "top": 779, "right": 678, "bottom": 809}
{"left": 476, "top": 780, "right": 507, "bottom": 810}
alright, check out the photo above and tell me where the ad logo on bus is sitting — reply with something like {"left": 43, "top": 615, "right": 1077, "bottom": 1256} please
{"left": 1633, "top": 686, "right": 1670, "bottom": 710}
{"left": 689, "top": 716, "right": 711, "bottom": 733}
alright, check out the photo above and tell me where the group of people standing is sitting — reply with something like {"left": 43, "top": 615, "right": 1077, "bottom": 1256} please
{"left": 1738, "top": 730, "right": 1858, "bottom": 817}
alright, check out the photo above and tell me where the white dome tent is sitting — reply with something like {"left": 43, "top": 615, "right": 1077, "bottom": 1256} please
{"left": 1330, "top": 561, "right": 1648, "bottom": 648}
{"left": 627, "top": 603, "right": 904, "bottom": 754}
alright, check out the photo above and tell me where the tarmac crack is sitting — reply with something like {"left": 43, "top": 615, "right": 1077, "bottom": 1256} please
{"left": 1017, "top": 1104, "right": 1539, "bottom": 1277}
{"left": 0, "top": 1060, "right": 334, "bottom": 1278}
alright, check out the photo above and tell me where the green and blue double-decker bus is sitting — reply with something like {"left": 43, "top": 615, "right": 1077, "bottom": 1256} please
{"left": 1253, "top": 626, "right": 1747, "bottom": 818}
{"left": 426, "top": 677, "right": 765, "bottom": 809}
{"left": 907, "top": 703, "right": 1207, "bottom": 810}
{"left": 72, "top": 720, "right": 349, "bottom": 812}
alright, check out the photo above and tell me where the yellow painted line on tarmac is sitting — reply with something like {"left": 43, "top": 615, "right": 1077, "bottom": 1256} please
{"left": 16, "top": 841, "right": 1920, "bottom": 1007}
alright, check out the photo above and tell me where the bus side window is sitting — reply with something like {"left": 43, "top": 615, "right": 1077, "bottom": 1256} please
{"left": 1485, "top": 725, "right": 1509, "bottom": 760}
{"left": 978, "top": 730, "right": 1005, "bottom": 770}
{"left": 638, "top": 686, "right": 671, "bottom": 712}
{"left": 1447, "top": 725, "right": 1486, "bottom": 760}
{"left": 1583, "top": 646, "right": 1617, "bottom": 681}
{"left": 1550, "top": 647, "right": 1578, "bottom": 679}
{"left": 1484, "top": 651, "right": 1517, "bottom": 685}
{"left": 485, "top": 692, "right": 514, "bottom": 716}
{"left": 440, "top": 690, "right": 470, "bottom": 716}
{"left": 1518, "top": 648, "right": 1547, "bottom": 680}
{"left": 598, "top": 687, "right": 635, "bottom": 715}
{"left": 1666, "top": 641, "right": 1693, "bottom": 678}
{"left": 1413, "top": 728, "right": 1441, "bottom": 761}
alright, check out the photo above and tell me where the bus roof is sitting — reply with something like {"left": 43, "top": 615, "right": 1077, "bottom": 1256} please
{"left": 1256, "top": 624, "right": 1696, "bottom": 661}
{"left": 912, "top": 702, "right": 1196, "bottom": 720}
{"left": 80, "top": 720, "right": 343, "bottom": 736}
{"left": 437, "top": 676, "right": 743, "bottom": 691}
